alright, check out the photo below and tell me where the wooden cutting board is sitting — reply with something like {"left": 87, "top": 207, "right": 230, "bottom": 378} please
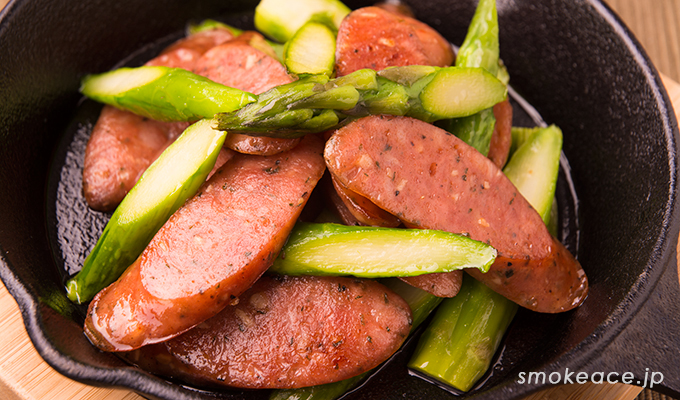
{"left": 0, "top": 75, "right": 677, "bottom": 400}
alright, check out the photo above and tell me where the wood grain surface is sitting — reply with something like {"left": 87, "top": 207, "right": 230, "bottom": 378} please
{"left": 0, "top": 0, "right": 678, "bottom": 400}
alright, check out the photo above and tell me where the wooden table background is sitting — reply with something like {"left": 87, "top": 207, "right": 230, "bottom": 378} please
{"left": 0, "top": 0, "right": 678, "bottom": 399}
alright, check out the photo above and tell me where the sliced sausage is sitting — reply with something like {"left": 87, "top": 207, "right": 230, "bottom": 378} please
{"left": 193, "top": 32, "right": 292, "bottom": 96}
{"left": 399, "top": 271, "right": 463, "bottom": 298}
{"left": 335, "top": 6, "right": 454, "bottom": 76}
{"left": 324, "top": 115, "right": 588, "bottom": 313}
{"left": 487, "top": 99, "right": 513, "bottom": 169}
{"left": 224, "top": 134, "right": 301, "bottom": 156}
{"left": 323, "top": 174, "right": 363, "bottom": 226}
{"left": 84, "top": 135, "right": 326, "bottom": 351}
{"left": 145, "top": 28, "right": 235, "bottom": 70}
{"left": 331, "top": 174, "right": 401, "bottom": 227}
{"left": 205, "top": 147, "right": 236, "bottom": 180}
{"left": 123, "top": 275, "right": 412, "bottom": 389}
{"left": 83, "top": 28, "right": 234, "bottom": 212}
{"left": 193, "top": 32, "right": 299, "bottom": 156}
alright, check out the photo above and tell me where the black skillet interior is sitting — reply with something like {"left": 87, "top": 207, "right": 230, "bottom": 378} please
{"left": 0, "top": 0, "right": 679, "bottom": 399}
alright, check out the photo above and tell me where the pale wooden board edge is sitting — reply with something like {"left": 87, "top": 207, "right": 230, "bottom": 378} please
{"left": 1, "top": 76, "right": 679, "bottom": 400}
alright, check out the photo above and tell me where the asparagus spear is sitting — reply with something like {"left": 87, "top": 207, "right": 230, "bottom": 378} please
{"left": 270, "top": 222, "right": 496, "bottom": 278}
{"left": 283, "top": 20, "right": 337, "bottom": 76}
{"left": 254, "top": 0, "right": 350, "bottom": 43}
{"left": 80, "top": 63, "right": 505, "bottom": 136}
{"left": 455, "top": 0, "right": 500, "bottom": 76}
{"left": 65, "top": 119, "right": 226, "bottom": 303}
{"left": 506, "top": 125, "right": 562, "bottom": 236}
{"left": 503, "top": 125, "right": 563, "bottom": 224}
{"left": 214, "top": 65, "right": 507, "bottom": 137}
{"left": 408, "top": 274, "right": 518, "bottom": 392}
{"left": 80, "top": 66, "right": 257, "bottom": 122}
{"left": 440, "top": 0, "right": 501, "bottom": 156}
{"left": 406, "top": 124, "right": 564, "bottom": 391}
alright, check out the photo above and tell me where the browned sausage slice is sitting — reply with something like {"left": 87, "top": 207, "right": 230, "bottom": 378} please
{"left": 84, "top": 135, "right": 326, "bottom": 351}
{"left": 487, "top": 99, "right": 513, "bottom": 169}
{"left": 335, "top": 7, "right": 454, "bottom": 76}
{"left": 124, "top": 275, "right": 412, "bottom": 389}
{"left": 399, "top": 271, "right": 463, "bottom": 298}
{"left": 323, "top": 174, "right": 363, "bottom": 226}
{"left": 205, "top": 147, "right": 236, "bottom": 180}
{"left": 224, "top": 134, "right": 301, "bottom": 156}
{"left": 324, "top": 115, "right": 588, "bottom": 313}
{"left": 331, "top": 174, "right": 401, "bottom": 227}
{"left": 145, "top": 28, "right": 235, "bottom": 70}
{"left": 193, "top": 33, "right": 292, "bottom": 95}
{"left": 193, "top": 32, "right": 300, "bottom": 156}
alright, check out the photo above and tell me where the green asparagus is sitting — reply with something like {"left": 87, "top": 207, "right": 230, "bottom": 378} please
{"left": 80, "top": 63, "right": 505, "bottom": 137}
{"left": 408, "top": 274, "right": 518, "bottom": 392}
{"left": 254, "top": 0, "right": 350, "bottom": 43}
{"left": 65, "top": 119, "right": 227, "bottom": 303}
{"left": 441, "top": 0, "right": 501, "bottom": 156}
{"left": 214, "top": 66, "right": 507, "bottom": 137}
{"left": 269, "top": 222, "right": 496, "bottom": 278}
{"left": 80, "top": 66, "right": 257, "bottom": 122}
{"left": 509, "top": 125, "right": 542, "bottom": 155}
{"left": 503, "top": 125, "right": 563, "bottom": 223}
{"left": 283, "top": 20, "right": 337, "bottom": 76}
{"left": 455, "top": 0, "right": 500, "bottom": 76}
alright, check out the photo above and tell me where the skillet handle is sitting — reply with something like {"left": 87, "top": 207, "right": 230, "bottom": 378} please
{"left": 585, "top": 245, "right": 680, "bottom": 396}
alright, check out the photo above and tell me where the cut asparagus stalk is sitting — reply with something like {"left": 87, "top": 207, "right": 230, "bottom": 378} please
{"left": 81, "top": 64, "right": 505, "bottom": 136}
{"left": 502, "top": 125, "right": 563, "bottom": 223}
{"left": 65, "top": 119, "right": 227, "bottom": 303}
{"left": 440, "top": 108, "right": 496, "bottom": 156}
{"left": 418, "top": 67, "right": 506, "bottom": 119}
{"left": 80, "top": 66, "right": 257, "bottom": 122}
{"left": 442, "top": 0, "right": 501, "bottom": 155}
{"left": 270, "top": 222, "right": 496, "bottom": 278}
{"left": 269, "top": 376, "right": 367, "bottom": 400}
{"left": 283, "top": 21, "right": 337, "bottom": 76}
{"left": 408, "top": 274, "right": 518, "bottom": 392}
{"left": 254, "top": 0, "right": 350, "bottom": 43}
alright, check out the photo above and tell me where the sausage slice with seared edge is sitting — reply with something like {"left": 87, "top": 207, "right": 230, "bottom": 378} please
{"left": 335, "top": 6, "right": 454, "bottom": 76}
{"left": 324, "top": 115, "right": 588, "bottom": 313}
{"left": 84, "top": 135, "right": 326, "bottom": 351}
{"left": 124, "top": 275, "right": 412, "bottom": 389}
{"left": 193, "top": 31, "right": 301, "bottom": 156}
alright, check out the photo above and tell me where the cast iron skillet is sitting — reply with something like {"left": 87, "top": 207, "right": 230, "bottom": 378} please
{"left": 1, "top": 0, "right": 680, "bottom": 399}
